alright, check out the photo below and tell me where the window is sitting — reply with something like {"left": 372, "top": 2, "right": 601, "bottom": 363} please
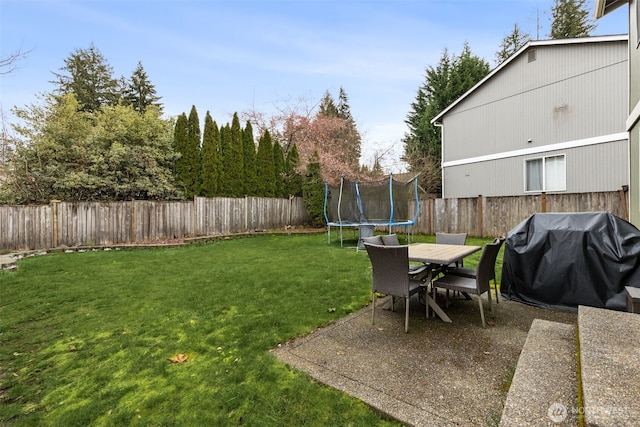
{"left": 525, "top": 154, "right": 566, "bottom": 192}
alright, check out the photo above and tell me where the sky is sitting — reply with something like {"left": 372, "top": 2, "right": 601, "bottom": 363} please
{"left": 0, "top": 0, "right": 630, "bottom": 173}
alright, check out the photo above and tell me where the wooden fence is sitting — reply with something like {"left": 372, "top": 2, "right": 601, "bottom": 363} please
{"left": 0, "top": 196, "right": 310, "bottom": 251}
{"left": 0, "top": 190, "right": 629, "bottom": 251}
{"left": 404, "top": 190, "right": 628, "bottom": 238}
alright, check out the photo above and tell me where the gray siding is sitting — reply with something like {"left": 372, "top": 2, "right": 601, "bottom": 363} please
{"left": 440, "top": 37, "right": 628, "bottom": 198}
{"left": 443, "top": 138, "right": 628, "bottom": 198}
{"left": 629, "top": 0, "right": 640, "bottom": 226}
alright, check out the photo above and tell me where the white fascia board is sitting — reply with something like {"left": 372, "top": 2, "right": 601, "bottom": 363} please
{"left": 442, "top": 132, "right": 628, "bottom": 168}
{"left": 595, "top": 0, "right": 629, "bottom": 19}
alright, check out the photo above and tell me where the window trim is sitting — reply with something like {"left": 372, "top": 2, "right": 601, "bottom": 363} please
{"left": 524, "top": 154, "right": 567, "bottom": 193}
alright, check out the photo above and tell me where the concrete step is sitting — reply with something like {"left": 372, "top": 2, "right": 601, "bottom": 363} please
{"left": 0, "top": 254, "right": 18, "bottom": 270}
{"left": 0, "top": 250, "right": 48, "bottom": 271}
{"left": 578, "top": 305, "right": 640, "bottom": 426}
{"left": 500, "top": 319, "right": 578, "bottom": 426}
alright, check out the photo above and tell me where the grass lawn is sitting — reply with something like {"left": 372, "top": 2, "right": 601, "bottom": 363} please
{"left": 0, "top": 232, "right": 499, "bottom": 426}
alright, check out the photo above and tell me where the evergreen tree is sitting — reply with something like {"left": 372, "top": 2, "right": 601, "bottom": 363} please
{"left": 242, "top": 121, "right": 258, "bottom": 196}
{"left": 284, "top": 144, "right": 303, "bottom": 197}
{"left": 335, "top": 87, "right": 361, "bottom": 172}
{"left": 318, "top": 91, "right": 339, "bottom": 117}
{"left": 273, "top": 140, "right": 286, "bottom": 198}
{"left": 201, "top": 111, "right": 220, "bottom": 197}
{"left": 123, "top": 61, "right": 162, "bottom": 114}
{"left": 549, "top": 0, "right": 596, "bottom": 39}
{"left": 50, "top": 43, "right": 119, "bottom": 113}
{"left": 219, "top": 124, "right": 232, "bottom": 196}
{"left": 403, "top": 44, "right": 489, "bottom": 194}
{"left": 302, "top": 150, "right": 324, "bottom": 226}
{"left": 337, "top": 87, "right": 353, "bottom": 120}
{"left": 495, "top": 23, "right": 530, "bottom": 65}
{"left": 184, "top": 105, "right": 202, "bottom": 198}
{"left": 173, "top": 112, "right": 190, "bottom": 194}
{"left": 226, "top": 113, "right": 245, "bottom": 197}
{"left": 256, "top": 130, "right": 276, "bottom": 197}
{"left": 8, "top": 93, "right": 181, "bottom": 203}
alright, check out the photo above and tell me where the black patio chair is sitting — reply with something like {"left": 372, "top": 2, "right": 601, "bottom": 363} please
{"left": 446, "top": 236, "right": 505, "bottom": 304}
{"left": 431, "top": 238, "right": 502, "bottom": 327}
{"left": 365, "top": 234, "right": 431, "bottom": 281}
{"left": 364, "top": 243, "right": 425, "bottom": 333}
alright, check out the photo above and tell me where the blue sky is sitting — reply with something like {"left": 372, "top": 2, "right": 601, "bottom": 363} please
{"left": 0, "top": 0, "right": 629, "bottom": 172}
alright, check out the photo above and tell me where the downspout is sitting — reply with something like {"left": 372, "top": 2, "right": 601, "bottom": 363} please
{"left": 434, "top": 121, "right": 445, "bottom": 198}
{"left": 410, "top": 175, "right": 420, "bottom": 224}
{"left": 388, "top": 174, "right": 394, "bottom": 230}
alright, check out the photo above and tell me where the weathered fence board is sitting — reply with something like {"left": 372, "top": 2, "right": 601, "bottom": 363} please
{"left": 0, "top": 191, "right": 628, "bottom": 251}
{"left": 406, "top": 191, "right": 627, "bottom": 238}
{"left": 0, "top": 205, "right": 53, "bottom": 250}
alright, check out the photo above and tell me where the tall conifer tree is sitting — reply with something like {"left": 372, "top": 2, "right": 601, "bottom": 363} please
{"left": 335, "top": 87, "right": 361, "bottom": 172}
{"left": 495, "top": 23, "right": 530, "bottom": 65}
{"left": 51, "top": 43, "right": 119, "bottom": 113}
{"left": 242, "top": 121, "right": 258, "bottom": 196}
{"left": 403, "top": 44, "right": 489, "bottom": 194}
{"left": 184, "top": 106, "right": 202, "bottom": 198}
{"left": 201, "top": 111, "right": 220, "bottom": 197}
{"left": 219, "top": 124, "right": 232, "bottom": 196}
{"left": 225, "top": 113, "right": 245, "bottom": 197}
{"left": 284, "top": 144, "right": 303, "bottom": 197}
{"left": 549, "top": 0, "right": 596, "bottom": 39}
{"left": 173, "top": 112, "right": 190, "bottom": 195}
{"left": 256, "top": 130, "right": 276, "bottom": 197}
{"left": 273, "top": 140, "right": 286, "bottom": 198}
{"left": 123, "top": 61, "right": 162, "bottom": 113}
{"left": 302, "top": 151, "right": 324, "bottom": 226}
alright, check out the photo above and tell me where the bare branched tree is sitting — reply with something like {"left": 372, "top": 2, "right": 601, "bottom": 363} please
{"left": 0, "top": 47, "right": 31, "bottom": 75}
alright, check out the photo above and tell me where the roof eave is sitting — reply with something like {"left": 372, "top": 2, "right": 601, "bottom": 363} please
{"left": 594, "top": 0, "right": 628, "bottom": 19}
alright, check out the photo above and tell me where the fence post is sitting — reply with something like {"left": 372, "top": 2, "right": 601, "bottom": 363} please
{"left": 427, "top": 198, "right": 433, "bottom": 235}
{"left": 620, "top": 185, "right": 629, "bottom": 221}
{"left": 477, "top": 195, "right": 483, "bottom": 237}
{"left": 193, "top": 196, "right": 198, "bottom": 237}
{"left": 51, "top": 200, "right": 60, "bottom": 248}
{"left": 244, "top": 196, "right": 249, "bottom": 232}
{"left": 130, "top": 200, "right": 136, "bottom": 243}
{"left": 288, "top": 195, "right": 294, "bottom": 228}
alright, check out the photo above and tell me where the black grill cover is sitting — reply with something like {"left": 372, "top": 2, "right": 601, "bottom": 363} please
{"left": 501, "top": 212, "right": 640, "bottom": 312}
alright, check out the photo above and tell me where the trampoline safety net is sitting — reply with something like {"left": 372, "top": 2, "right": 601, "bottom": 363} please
{"left": 323, "top": 175, "right": 419, "bottom": 230}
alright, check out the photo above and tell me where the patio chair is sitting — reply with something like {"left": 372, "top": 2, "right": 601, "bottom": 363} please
{"left": 364, "top": 243, "right": 425, "bottom": 333}
{"left": 446, "top": 237, "right": 505, "bottom": 304}
{"left": 435, "top": 232, "right": 468, "bottom": 269}
{"left": 431, "top": 238, "right": 502, "bottom": 328}
{"left": 383, "top": 234, "right": 432, "bottom": 281}
{"left": 361, "top": 235, "right": 384, "bottom": 245}
{"left": 433, "top": 232, "right": 468, "bottom": 300}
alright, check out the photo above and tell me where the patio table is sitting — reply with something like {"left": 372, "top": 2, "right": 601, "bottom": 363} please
{"left": 408, "top": 243, "right": 481, "bottom": 322}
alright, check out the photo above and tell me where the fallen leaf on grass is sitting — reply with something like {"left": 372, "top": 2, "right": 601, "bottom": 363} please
{"left": 167, "top": 354, "right": 188, "bottom": 363}
{"left": 487, "top": 320, "right": 496, "bottom": 327}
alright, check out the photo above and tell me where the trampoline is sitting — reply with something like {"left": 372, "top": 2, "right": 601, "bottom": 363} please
{"left": 323, "top": 175, "right": 420, "bottom": 246}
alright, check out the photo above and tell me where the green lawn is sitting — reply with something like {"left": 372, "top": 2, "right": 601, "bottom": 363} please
{"left": 0, "top": 233, "right": 498, "bottom": 426}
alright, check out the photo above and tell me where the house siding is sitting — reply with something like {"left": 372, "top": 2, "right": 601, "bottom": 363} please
{"left": 629, "top": 0, "right": 640, "bottom": 226}
{"left": 439, "top": 37, "right": 628, "bottom": 199}
{"left": 443, "top": 138, "right": 628, "bottom": 198}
